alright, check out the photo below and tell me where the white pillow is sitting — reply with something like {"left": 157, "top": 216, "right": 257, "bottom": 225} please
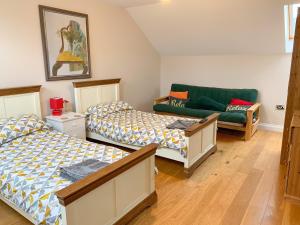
{"left": 0, "top": 114, "right": 48, "bottom": 145}
{"left": 86, "top": 101, "right": 133, "bottom": 117}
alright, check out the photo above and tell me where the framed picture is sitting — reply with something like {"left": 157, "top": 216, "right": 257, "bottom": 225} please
{"left": 39, "top": 5, "right": 92, "bottom": 81}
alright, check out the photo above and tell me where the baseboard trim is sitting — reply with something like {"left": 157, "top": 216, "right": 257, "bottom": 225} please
{"left": 258, "top": 123, "right": 283, "bottom": 133}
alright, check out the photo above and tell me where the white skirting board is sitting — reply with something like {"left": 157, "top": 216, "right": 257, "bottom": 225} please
{"left": 258, "top": 123, "right": 283, "bottom": 132}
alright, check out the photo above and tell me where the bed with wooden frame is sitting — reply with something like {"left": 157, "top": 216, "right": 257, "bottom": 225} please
{"left": 0, "top": 85, "right": 158, "bottom": 225}
{"left": 73, "top": 79, "right": 219, "bottom": 178}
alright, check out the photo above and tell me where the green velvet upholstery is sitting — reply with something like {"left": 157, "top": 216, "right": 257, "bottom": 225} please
{"left": 153, "top": 104, "right": 247, "bottom": 124}
{"left": 186, "top": 96, "right": 226, "bottom": 111}
{"left": 154, "top": 104, "right": 214, "bottom": 118}
{"left": 171, "top": 84, "right": 258, "bottom": 105}
{"left": 153, "top": 84, "right": 258, "bottom": 124}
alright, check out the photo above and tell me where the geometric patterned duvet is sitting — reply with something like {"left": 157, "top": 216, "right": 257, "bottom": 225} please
{"left": 87, "top": 110, "right": 188, "bottom": 158}
{"left": 0, "top": 129, "right": 128, "bottom": 225}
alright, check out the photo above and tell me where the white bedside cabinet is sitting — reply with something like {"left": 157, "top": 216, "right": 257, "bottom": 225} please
{"left": 46, "top": 112, "right": 86, "bottom": 139}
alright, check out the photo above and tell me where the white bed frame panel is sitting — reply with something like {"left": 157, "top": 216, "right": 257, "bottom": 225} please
{"left": 185, "top": 122, "right": 217, "bottom": 168}
{"left": 0, "top": 92, "right": 42, "bottom": 118}
{"left": 61, "top": 156, "right": 155, "bottom": 225}
{"left": 74, "top": 80, "right": 218, "bottom": 177}
{"left": 87, "top": 120, "right": 217, "bottom": 169}
{"left": 87, "top": 131, "right": 186, "bottom": 163}
{"left": 74, "top": 84, "right": 120, "bottom": 113}
{"left": 0, "top": 85, "right": 157, "bottom": 225}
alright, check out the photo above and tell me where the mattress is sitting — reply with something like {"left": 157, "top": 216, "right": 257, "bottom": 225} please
{"left": 0, "top": 129, "right": 128, "bottom": 225}
{"left": 87, "top": 109, "right": 189, "bottom": 157}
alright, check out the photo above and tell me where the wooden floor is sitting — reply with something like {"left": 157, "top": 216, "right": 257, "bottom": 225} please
{"left": 1, "top": 130, "right": 300, "bottom": 225}
{"left": 129, "top": 130, "right": 300, "bottom": 225}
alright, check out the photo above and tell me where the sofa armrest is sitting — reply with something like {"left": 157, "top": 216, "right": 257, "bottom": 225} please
{"left": 246, "top": 103, "right": 261, "bottom": 122}
{"left": 247, "top": 103, "right": 261, "bottom": 120}
{"left": 184, "top": 113, "right": 220, "bottom": 137}
{"left": 154, "top": 96, "right": 169, "bottom": 105}
{"left": 247, "top": 103, "right": 261, "bottom": 113}
{"left": 245, "top": 103, "right": 261, "bottom": 140}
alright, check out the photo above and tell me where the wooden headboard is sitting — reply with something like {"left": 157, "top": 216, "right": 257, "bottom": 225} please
{"left": 0, "top": 85, "right": 42, "bottom": 118}
{"left": 73, "top": 79, "right": 120, "bottom": 113}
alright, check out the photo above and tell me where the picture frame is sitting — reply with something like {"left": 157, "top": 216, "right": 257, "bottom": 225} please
{"left": 39, "top": 5, "right": 92, "bottom": 81}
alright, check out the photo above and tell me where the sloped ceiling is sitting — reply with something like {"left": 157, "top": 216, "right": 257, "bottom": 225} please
{"left": 126, "top": 0, "right": 286, "bottom": 55}
{"left": 103, "top": 0, "right": 160, "bottom": 8}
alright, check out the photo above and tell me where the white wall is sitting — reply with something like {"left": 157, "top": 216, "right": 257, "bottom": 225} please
{"left": 161, "top": 55, "right": 291, "bottom": 127}
{"left": 126, "top": 0, "right": 292, "bottom": 128}
{"left": 0, "top": 0, "right": 292, "bottom": 129}
{"left": 127, "top": 0, "right": 286, "bottom": 55}
{"left": 104, "top": 0, "right": 160, "bottom": 8}
{"left": 0, "top": 0, "right": 160, "bottom": 116}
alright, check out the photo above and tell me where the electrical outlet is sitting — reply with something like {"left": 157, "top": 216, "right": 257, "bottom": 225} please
{"left": 276, "top": 105, "right": 285, "bottom": 110}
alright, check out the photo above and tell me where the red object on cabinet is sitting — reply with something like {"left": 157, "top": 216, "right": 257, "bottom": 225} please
{"left": 50, "top": 97, "right": 64, "bottom": 116}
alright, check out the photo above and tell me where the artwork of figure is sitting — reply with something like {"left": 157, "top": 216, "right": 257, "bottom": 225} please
{"left": 39, "top": 6, "right": 91, "bottom": 81}
{"left": 52, "top": 20, "right": 88, "bottom": 76}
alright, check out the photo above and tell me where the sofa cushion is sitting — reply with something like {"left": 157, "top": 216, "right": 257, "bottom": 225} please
{"left": 170, "top": 91, "right": 189, "bottom": 99}
{"left": 226, "top": 104, "right": 251, "bottom": 113}
{"left": 154, "top": 104, "right": 214, "bottom": 118}
{"left": 230, "top": 98, "right": 253, "bottom": 106}
{"left": 186, "top": 96, "right": 226, "bottom": 112}
{"left": 219, "top": 111, "right": 247, "bottom": 124}
{"left": 153, "top": 104, "right": 247, "bottom": 124}
{"left": 169, "top": 96, "right": 188, "bottom": 108}
{"left": 171, "top": 83, "right": 258, "bottom": 105}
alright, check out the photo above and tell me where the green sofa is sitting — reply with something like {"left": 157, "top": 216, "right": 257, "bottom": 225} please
{"left": 153, "top": 83, "right": 261, "bottom": 140}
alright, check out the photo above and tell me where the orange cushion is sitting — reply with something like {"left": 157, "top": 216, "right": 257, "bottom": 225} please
{"left": 169, "top": 91, "right": 188, "bottom": 100}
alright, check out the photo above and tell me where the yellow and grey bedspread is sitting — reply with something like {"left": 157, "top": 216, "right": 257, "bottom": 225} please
{"left": 87, "top": 109, "right": 188, "bottom": 157}
{"left": 0, "top": 129, "right": 128, "bottom": 225}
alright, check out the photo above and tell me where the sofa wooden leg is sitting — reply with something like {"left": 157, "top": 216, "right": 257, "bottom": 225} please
{"left": 245, "top": 122, "right": 255, "bottom": 141}
{"left": 244, "top": 129, "right": 251, "bottom": 141}
{"left": 245, "top": 108, "right": 255, "bottom": 141}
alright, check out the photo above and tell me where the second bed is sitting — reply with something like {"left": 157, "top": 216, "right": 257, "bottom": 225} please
{"left": 73, "top": 79, "right": 219, "bottom": 177}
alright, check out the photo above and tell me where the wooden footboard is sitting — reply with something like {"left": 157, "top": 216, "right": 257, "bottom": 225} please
{"left": 86, "top": 113, "right": 219, "bottom": 178}
{"left": 56, "top": 144, "right": 158, "bottom": 225}
{"left": 184, "top": 113, "right": 219, "bottom": 177}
